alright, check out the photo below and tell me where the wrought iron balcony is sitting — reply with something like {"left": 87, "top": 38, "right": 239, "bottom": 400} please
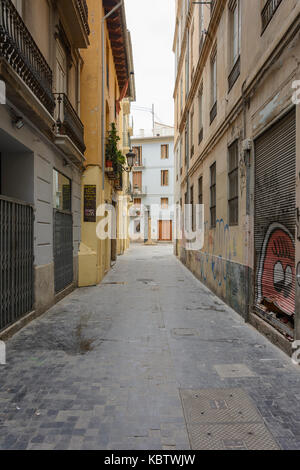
{"left": 261, "top": 0, "right": 283, "bottom": 33}
{"left": 131, "top": 185, "right": 147, "bottom": 196}
{"left": 54, "top": 93, "right": 86, "bottom": 156}
{"left": 0, "top": 0, "right": 55, "bottom": 115}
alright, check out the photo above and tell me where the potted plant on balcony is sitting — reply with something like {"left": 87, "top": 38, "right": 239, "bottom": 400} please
{"left": 105, "top": 123, "right": 126, "bottom": 173}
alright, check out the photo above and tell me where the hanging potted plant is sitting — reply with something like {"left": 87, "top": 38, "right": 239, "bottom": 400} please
{"left": 105, "top": 123, "right": 126, "bottom": 173}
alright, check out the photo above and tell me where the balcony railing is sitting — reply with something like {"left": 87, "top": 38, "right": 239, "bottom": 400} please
{"left": 228, "top": 55, "right": 240, "bottom": 92}
{"left": 261, "top": 0, "right": 282, "bottom": 33}
{"left": 131, "top": 186, "right": 147, "bottom": 196}
{"left": 76, "top": 0, "right": 90, "bottom": 37}
{"left": 54, "top": 93, "right": 85, "bottom": 154}
{"left": 0, "top": 0, "right": 55, "bottom": 115}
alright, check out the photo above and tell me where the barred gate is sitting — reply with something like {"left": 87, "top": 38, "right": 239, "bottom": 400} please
{"left": 53, "top": 210, "right": 73, "bottom": 294}
{"left": 0, "top": 196, "right": 34, "bottom": 331}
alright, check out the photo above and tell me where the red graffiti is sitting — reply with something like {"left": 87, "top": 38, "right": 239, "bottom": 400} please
{"left": 260, "top": 227, "right": 295, "bottom": 316}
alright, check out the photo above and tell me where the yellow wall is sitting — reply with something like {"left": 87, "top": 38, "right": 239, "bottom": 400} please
{"left": 79, "top": 0, "right": 131, "bottom": 287}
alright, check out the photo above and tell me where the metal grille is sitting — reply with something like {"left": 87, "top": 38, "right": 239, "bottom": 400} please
{"left": 53, "top": 210, "right": 73, "bottom": 294}
{"left": 254, "top": 109, "right": 296, "bottom": 321}
{"left": 0, "top": 196, "right": 34, "bottom": 331}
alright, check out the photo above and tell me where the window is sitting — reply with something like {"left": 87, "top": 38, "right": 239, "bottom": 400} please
{"left": 228, "top": 140, "right": 239, "bottom": 225}
{"left": 211, "top": 52, "right": 217, "bottom": 106}
{"left": 134, "top": 198, "right": 141, "bottom": 208}
{"left": 133, "top": 146, "right": 142, "bottom": 166}
{"left": 228, "top": 0, "right": 241, "bottom": 91}
{"left": 133, "top": 171, "right": 142, "bottom": 191}
{"left": 198, "top": 84, "right": 203, "bottom": 144}
{"left": 198, "top": 176, "right": 203, "bottom": 205}
{"left": 199, "top": 2, "right": 204, "bottom": 51}
{"left": 261, "top": 0, "right": 283, "bottom": 33}
{"left": 190, "top": 109, "right": 194, "bottom": 157}
{"left": 190, "top": 185, "right": 195, "bottom": 231}
{"left": 53, "top": 170, "right": 71, "bottom": 212}
{"left": 185, "top": 31, "right": 189, "bottom": 98}
{"left": 231, "top": 1, "right": 241, "bottom": 65}
{"left": 161, "top": 198, "right": 169, "bottom": 209}
{"left": 161, "top": 144, "right": 169, "bottom": 159}
{"left": 106, "top": 41, "right": 109, "bottom": 90}
{"left": 210, "top": 49, "right": 217, "bottom": 123}
{"left": 180, "top": 138, "right": 183, "bottom": 174}
{"left": 190, "top": 23, "right": 194, "bottom": 80}
{"left": 161, "top": 170, "right": 169, "bottom": 186}
{"left": 210, "top": 163, "right": 216, "bottom": 228}
{"left": 180, "top": 77, "right": 183, "bottom": 114}
{"left": 185, "top": 125, "right": 189, "bottom": 167}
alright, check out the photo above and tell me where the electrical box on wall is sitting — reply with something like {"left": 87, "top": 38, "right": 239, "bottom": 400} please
{"left": 242, "top": 139, "right": 253, "bottom": 152}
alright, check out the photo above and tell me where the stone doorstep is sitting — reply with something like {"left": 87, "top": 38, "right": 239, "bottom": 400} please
{"left": 248, "top": 311, "right": 293, "bottom": 358}
{"left": 0, "top": 283, "right": 76, "bottom": 342}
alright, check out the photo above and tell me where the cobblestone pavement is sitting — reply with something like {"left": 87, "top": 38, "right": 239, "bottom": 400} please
{"left": 0, "top": 244, "right": 300, "bottom": 450}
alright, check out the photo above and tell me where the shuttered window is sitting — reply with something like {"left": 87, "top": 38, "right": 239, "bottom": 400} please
{"left": 161, "top": 170, "right": 169, "bottom": 186}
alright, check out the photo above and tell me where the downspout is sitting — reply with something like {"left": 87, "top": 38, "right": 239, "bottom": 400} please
{"left": 101, "top": 1, "right": 124, "bottom": 191}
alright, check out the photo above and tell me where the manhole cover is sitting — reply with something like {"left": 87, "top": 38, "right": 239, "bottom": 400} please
{"left": 186, "top": 423, "right": 279, "bottom": 450}
{"left": 180, "top": 388, "right": 279, "bottom": 450}
{"left": 180, "top": 389, "right": 261, "bottom": 424}
{"left": 214, "top": 364, "right": 256, "bottom": 378}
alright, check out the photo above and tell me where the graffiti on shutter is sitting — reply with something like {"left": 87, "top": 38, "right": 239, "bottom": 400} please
{"left": 254, "top": 109, "right": 296, "bottom": 330}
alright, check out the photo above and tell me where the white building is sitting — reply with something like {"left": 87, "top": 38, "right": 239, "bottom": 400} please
{"left": 130, "top": 124, "right": 174, "bottom": 242}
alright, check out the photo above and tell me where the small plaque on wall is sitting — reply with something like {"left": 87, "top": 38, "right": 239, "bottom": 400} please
{"left": 84, "top": 185, "right": 97, "bottom": 222}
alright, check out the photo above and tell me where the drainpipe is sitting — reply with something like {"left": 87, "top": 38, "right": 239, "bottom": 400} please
{"left": 101, "top": 1, "right": 124, "bottom": 190}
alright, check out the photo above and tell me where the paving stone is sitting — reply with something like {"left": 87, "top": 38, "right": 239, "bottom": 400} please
{"left": 0, "top": 245, "right": 299, "bottom": 449}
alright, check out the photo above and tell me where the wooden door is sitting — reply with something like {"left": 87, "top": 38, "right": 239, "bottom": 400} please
{"left": 133, "top": 172, "right": 142, "bottom": 191}
{"left": 158, "top": 220, "right": 172, "bottom": 241}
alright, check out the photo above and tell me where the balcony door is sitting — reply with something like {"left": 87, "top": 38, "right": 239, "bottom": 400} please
{"left": 133, "top": 171, "right": 142, "bottom": 191}
{"left": 55, "top": 41, "right": 67, "bottom": 95}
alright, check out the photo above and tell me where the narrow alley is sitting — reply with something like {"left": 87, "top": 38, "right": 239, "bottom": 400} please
{"left": 0, "top": 244, "right": 299, "bottom": 451}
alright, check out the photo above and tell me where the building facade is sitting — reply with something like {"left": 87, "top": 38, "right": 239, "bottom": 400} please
{"left": 0, "top": 0, "right": 90, "bottom": 333}
{"left": 78, "top": 0, "right": 135, "bottom": 287}
{"left": 173, "top": 0, "right": 300, "bottom": 352}
{"left": 131, "top": 124, "right": 174, "bottom": 242}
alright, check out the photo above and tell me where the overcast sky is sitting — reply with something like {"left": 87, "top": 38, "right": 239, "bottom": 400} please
{"left": 125, "top": 0, "right": 175, "bottom": 133}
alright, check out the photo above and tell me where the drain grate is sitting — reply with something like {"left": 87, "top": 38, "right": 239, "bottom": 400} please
{"left": 180, "top": 388, "right": 279, "bottom": 450}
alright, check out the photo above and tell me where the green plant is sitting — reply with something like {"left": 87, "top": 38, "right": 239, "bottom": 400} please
{"left": 105, "top": 123, "right": 126, "bottom": 172}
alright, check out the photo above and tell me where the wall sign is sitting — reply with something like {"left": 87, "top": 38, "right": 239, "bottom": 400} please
{"left": 84, "top": 185, "right": 97, "bottom": 222}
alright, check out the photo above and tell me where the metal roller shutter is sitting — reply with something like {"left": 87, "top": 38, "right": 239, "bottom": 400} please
{"left": 254, "top": 108, "right": 296, "bottom": 326}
